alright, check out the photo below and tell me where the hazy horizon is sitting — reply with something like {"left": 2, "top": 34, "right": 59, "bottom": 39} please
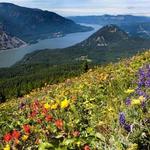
{"left": 0, "top": 0, "right": 150, "bottom": 17}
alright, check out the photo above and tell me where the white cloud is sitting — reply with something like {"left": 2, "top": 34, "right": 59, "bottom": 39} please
{"left": 0, "top": 0, "right": 149, "bottom": 16}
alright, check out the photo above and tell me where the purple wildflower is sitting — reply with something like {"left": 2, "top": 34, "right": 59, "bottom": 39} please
{"left": 138, "top": 69, "right": 145, "bottom": 77}
{"left": 136, "top": 89, "right": 145, "bottom": 96}
{"left": 119, "top": 112, "right": 126, "bottom": 125}
{"left": 137, "top": 64, "right": 150, "bottom": 88}
{"left": 141, "top": 101, "right": 146, "bottom": 108}
{"left": 124, "top": 123, "right": 132, "bottom": 132}
{"left": 125, "top": 97, "right": 131, "bottom": 106}
{"left": 119, "top": 113, "right": 132, "bottom": 132}
{"left": 138, "top": 80, "right": 145, "bottom": 87}
{"left": 145, "top": 80, "right": 150, "bottom": 87}
{"left": 19, "top": 102, "right": 26, "bottom": 109}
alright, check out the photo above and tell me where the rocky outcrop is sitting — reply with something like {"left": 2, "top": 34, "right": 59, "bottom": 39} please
{"left": 0, "top": 30, "right": 26, "bottom": 50}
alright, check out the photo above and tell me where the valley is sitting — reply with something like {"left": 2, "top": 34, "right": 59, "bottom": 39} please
{"left": 18, "top": 25, "right": 150, "bottom": 66}
{"left": 0, "top": 24, "right": 100, "bottom": 68}
{"left": 0, "top": 24, "right": 150, "bottom": 102}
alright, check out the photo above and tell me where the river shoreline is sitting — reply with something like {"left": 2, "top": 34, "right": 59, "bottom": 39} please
{"left": 0, "top": 24, "right": 101, "bottom": 68}
{"left": 0, "top": 43, "right": 28, "bottom": 53}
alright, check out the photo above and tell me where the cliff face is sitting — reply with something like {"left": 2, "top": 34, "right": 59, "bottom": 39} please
{"left": 0, "top": 30, "right": 26, "bottom": 50}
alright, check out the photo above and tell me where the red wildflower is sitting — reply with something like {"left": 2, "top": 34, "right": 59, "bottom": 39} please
{"left": 84, "top": 145, "right": 90, "bottom": 150}
{"left": 34, "top": 100, "right": 40, "bottom": 106}
{"left": 45, "top": 115, "right": 53, "bottom": 122}
{"left": 42, "top": 107, "right": 48, "bottom": 115}
{"left": 72, "top": 130, "right": 80, "bottom": 137}
{"left": 32, "top": 100, "right": 40, "bottom": 110}
{"left": 30, "top": 110, "right": 37, "bottom": 117}
{"left": 12, "top": 130, "right": 20, "bottom": 139}
{"left": 37, "top": 119, "right": 42, "bottom": 124}
{"left": 55, "top": 119, "right": 63, "bottom": 129}
{"left": 14, "top": 139, "right": 20, "bottom": 145}
{"left": 23, "top": 124, "right": 30, "bottom": 134}
{"left": 3, "top": 133, "right": 12, "bottom": 142}
{"left": 35, "top": 138, "right": 40, "bottom": 144}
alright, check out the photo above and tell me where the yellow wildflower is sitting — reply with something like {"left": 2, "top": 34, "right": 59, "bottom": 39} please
{"left": 61, "top": 99, "right": 69, "bottom": 109}
{"left": 56, "top": 99, "right": 60, "bottom": 104}
{"left": 26, "top": 95, "right": 30, "bottom": 98}
{"left": 125, "top": 89, "right": 135, "bottom": 94}
{"left": 98, "top": 121, "right": 105, "bottom": 125}
{"left": 22, "top": 135, "right": 29, "bottom": 141}
{"left": 51, "top": 103, "right": 58, "bottom": 110}
{"left": 3, "top": 144, "right": 10, "bottom": 150}
{"left": 108, "top": 107, "right": 113, "bottom": 112}
{"left": 76, "top": 141, "right": 81, "bottom": 147}
{"left": 139, "top": 96, "right": 145, "bottom": 101}
{"left": 131, "top": 99, "right": 141, "bottom": 105}
{"left": 103, "top": 74, "right": 108, "bottom": 80}
{"left": 44, "top": 103, "right": 51, "bottom": 109}
{"left": 127, "top": 143, "right": 138, "bottom": 150}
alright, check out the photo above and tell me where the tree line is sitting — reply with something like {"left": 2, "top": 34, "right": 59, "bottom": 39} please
{"left": 0, "top": 61, "right": 89, "bottom": 103}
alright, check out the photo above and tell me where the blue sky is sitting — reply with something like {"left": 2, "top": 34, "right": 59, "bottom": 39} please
{"left": 0, "top": 0, "right": 150, "bottom": 16}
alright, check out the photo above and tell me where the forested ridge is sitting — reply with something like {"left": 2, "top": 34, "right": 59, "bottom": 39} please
{"left": 0, "top": 62, "right": 89, "bottom": 102}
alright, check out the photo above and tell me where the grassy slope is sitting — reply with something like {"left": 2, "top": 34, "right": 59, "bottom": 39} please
{"left": 0, "top": 50, "right": 150, "bottom": 149}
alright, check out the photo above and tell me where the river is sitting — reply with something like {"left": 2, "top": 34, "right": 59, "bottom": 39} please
{"left": 0, "top": 24, "right": 101, "bottom": 68}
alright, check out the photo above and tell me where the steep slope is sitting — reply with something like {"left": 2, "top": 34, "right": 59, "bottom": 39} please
{"left": 0, "top": 50, "right": 150, "bottom": 149}
{"left": 18, "top": 25, "right": 150, "bottom": 65}
{"left": 0, "top": 29, "right": 26, "bottom": 50}
{"left": 0, "top": 3, "right": 93, "bottom": 43}
{"left": 79, "top": 24, "right": 129, "bottom": 48}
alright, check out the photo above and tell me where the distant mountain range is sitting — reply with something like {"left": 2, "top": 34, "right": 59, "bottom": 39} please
{"left": 69, "top": 15, "right": 150, "bottom": 25}
{"left": 0, "top": 3, "right": 93, "bottom": 43}
{"left": 121, "top": 22, "right": 150, "bottom": 39}
{"left": 18, "top": 25, "right": 150, "bottom": 65}
{"left": 69, "top": 15, "right": 150, "bottom": 39}
{"left": 0, "top": 28, "right": 26, "bottom": 50}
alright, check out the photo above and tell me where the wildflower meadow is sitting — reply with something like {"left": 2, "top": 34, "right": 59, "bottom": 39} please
{"left": 0, "top": 50, "right": 150, "bottom": 150}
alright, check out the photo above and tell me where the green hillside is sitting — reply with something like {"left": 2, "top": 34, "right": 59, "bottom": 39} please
{"left": 1, "top": 25, "right": 150, "bottom": 102}
{"left": 0, "top": 3, "right": 92, "bottom": 43}
{"left": 18, "top": 25, "right": 150, "bottom": 66}
{"left": 0, "top": 50, "right": 150, "bottom": 150}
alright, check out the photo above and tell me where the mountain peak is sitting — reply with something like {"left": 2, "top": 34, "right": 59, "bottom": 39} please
{"left": 102, "top": 24, "right": 121, "bottom": 31}
{"left": 81, "top": 25, "right": 129, "bottom": 48}
{"left": 0, "top": 2, "right": 16, "bottom": 7}
{"left": 93, "top": 24, "right": 128, "bottom": 39}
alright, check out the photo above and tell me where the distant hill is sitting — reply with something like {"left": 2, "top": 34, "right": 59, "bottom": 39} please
{"left": 121, "top": 22, "right": 150, "bottom": 39}
{"left": 69, "top": 15, "right": 150, "bottom": 26}
{"left": 0, "top": 28, "right": 26, "bottom": 50}
{"left": 18, "top": 25, "right": 150, "bottom": 65}
{"left": 79, "top": 24, "right": 129, "bottom": 48}
{"left": 69, "top": 15, "right": 150, "bottom": 39}
{"left": 0, "top": 3, "right": 93, "bottom": 43}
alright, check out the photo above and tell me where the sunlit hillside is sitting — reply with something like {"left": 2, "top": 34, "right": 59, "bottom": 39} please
{"left": 0, "top": 50, "right": 150, "bottom": 150}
